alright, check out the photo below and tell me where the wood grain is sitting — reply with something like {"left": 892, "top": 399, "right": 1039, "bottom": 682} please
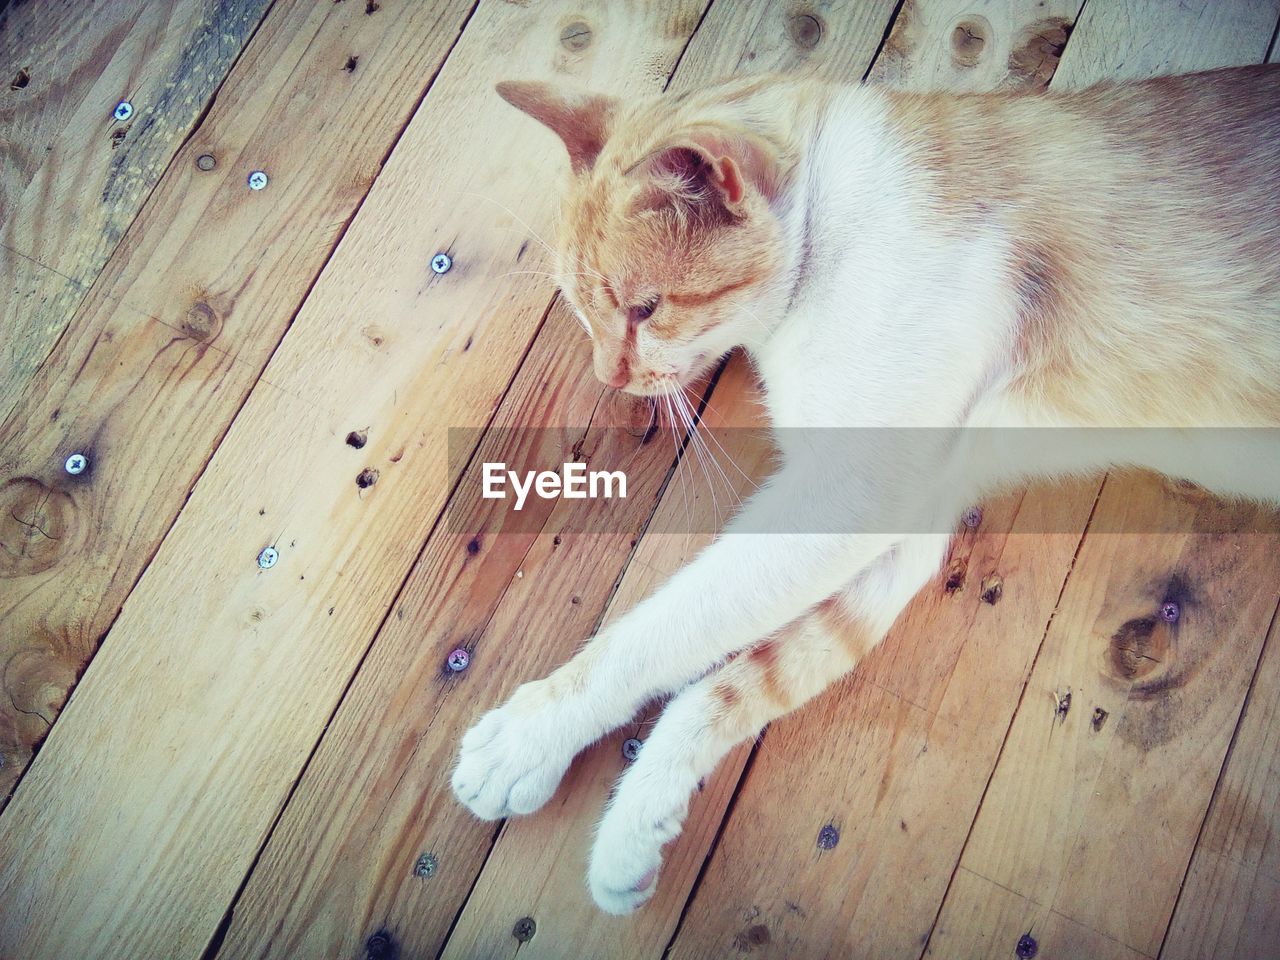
{"left": 0, "top": 3, "right": 711, "bottom": 958}
{"left": 1051, "top": 0, "right": 1280, "bottom": 88}
{"left": 0, "top": 0, "right": 479, "bottom": 802}
{"left": 212, "top": 304, "right": 743, "bottom": 959}
{"left": 1160, "top": 610, "right": 1280, "bottom": 960}
{"left": 928, "top": 478, "right": 1280, "bottom": 958}
{"left": 0, "top": 0, "right": 273, "bottom": 423}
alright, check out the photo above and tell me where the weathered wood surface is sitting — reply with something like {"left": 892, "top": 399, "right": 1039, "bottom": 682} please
{"left": 929, "top": 479, "right": 1280, "bottom": 959}
{"left": 0, "top": 0, "right": 479, "bottom": 802}
{"left": 213, "top": 304, "right": 738, "bottom": 959}
{"left": 1160, "top": 610, "right": 1280, "bottom": 960}
{"left": 2, "top": 1, "right": 1279, "bottom": 957}
{"left": 0, "top": 3, "right": 713, "bottom": 958}
{"left": 209, "top": 0, "right": 907, "bottom": 951}
{"left": 0, "top": 0, "right": 273, "bottom": 423}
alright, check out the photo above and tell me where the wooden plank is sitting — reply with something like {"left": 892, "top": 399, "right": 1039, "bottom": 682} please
{"left": 926, "top": 868, "right": 1151, "bottom": 960}
{"left": 1051, "top": 0, "right": 1280, "bottom": 88}
{"left": 213, "top": 4, "right": 902, "bottom": 952}
{"left": 665, "top": 484, "right": 1099, "bottom": 960}
{"left": 928, "top": 478, "right": 1280, "bottom": 958}
{"left": 925, "top": 6, "right": 1280, "bottom": 956}
{"left": 437, "top": 359, "right": 775, "bottom": 960}
{"left": 1159, "top": 611, "right": 1280, "bottom": 960}
{"left": 0, "top": 3, "right": 711, "bottom": 958}
{"left": 0, "top": 0, "right": 479, "bottom": 801}
{"left": 0, "top": 0, "right": 274, "bottom": 422}
{"left": 211, "top": 307, "right": 744, "bottom": 959}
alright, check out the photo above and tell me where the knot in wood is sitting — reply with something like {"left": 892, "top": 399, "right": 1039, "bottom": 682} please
{"left": 788, "top": 13, "right": 822, "bottom": 50}
{"left": 559, "top": 21, "right": 592, "bottom": 51}
{"left": 0, "top": 478, "right": 76, "bottom": 578}
{"left": 182, "top": 302, "right": 221, "bottom": 342}
{"left": 950, "top": 17, "right": 990, "bottom": 67}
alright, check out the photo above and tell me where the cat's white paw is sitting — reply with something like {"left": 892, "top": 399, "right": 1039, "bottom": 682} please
{"left": 452, "top": 682, "right": 580, "bottom": 820}
{"left": 588, "top": 765, "right": 689, "bottom": 914}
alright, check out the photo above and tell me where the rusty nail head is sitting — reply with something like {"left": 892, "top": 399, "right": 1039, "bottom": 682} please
{"left": 512, "top": 917, "right": 536, "bottom": 942}
{"left": 1159, "top": 600, "right": 1180, "bottom": 622}
{"left": 622, "top": 738, "right": 642, "bottom": 762}
{"left": 431, "top": 253, "right": 452, "bottom": 274}
{"left": 447, "top": 648, "right": 470, "bottom": 672}
{"left": 1016, "top": 933, "right": 1038, "bottom": 958}
{"left": 257, "top": 546, "right": 279, "bottom": 569}
{"left": 196, "top": 153, "right": 216, "bottom": 171}
{"left": 65, "top": 453, "right": 88, "bottom": 475}
{"left": 413, "top": 852, "right": 437, "bottom": 878}
{"left": 962, "top": 506, "right": 983, "bottom": 528}
{"left": 113, "top": 100, "right": 133, "bottom": 121}
{"left": 248, "top": 170, "right": 269, "bottom": 190}
{"left": 817, "top": 823, "right": 839, "bottom": 850}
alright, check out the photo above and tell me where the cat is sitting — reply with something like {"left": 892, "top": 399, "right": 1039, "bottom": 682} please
{"left": 452, "top": 65, "right": 1280, "bottom": 914}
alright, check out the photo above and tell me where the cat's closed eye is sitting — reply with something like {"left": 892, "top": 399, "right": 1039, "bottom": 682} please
{"left": 628, "top": 297, "right": 660, "bottom": 324}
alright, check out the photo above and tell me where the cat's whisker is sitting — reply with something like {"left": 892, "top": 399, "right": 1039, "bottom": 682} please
{"left": 676, "top": 389, "right": 742, "bottom": 513}
{"left": 680, "top": 385, "right": 759, "bottom": 492}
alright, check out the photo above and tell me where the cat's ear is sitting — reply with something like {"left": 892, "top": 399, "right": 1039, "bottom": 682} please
{"left": 495, "top": 81, "right": 617, "bottom": 174}
{"left": 628, "top": 133, "right": 778, "bottom": 218}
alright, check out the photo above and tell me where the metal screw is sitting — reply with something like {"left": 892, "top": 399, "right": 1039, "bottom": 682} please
{"left": 113, "top": 100, "right": 133, "bottom": 122}
{"left": 413, "top": 852, "right": 437, "bottom": 878}
{"left": 430, "top": 252, "right": 452, "bottom": 274}
{"left": 364, "top": 932, "right": 394, "bottom": 960}
{"left": 257, "top": 546, "right": 279, "bottom": 569}
{"left": 962, "top": 506, "right": 983, "bottom": 528}
{"left": 247, "top": 170, "right": 269, "bottom": 190}
{"left": 816, "top": 823, "right": 840, "bottom": 850}
{"left": 447, "top": 648, "right": 470, "bottom": 672}
{"left": 512, "top": 917, "right": 536, "bottom": 943}
{"left": 64, "top": 453, "right": 88, "bottom": 475}
{"left": 1159, "top": 600, "right": 1181, "bottom": 623}
{"left": 196, "top": 153, "right": 216, "bottom": 171}
{"left": 1016, "top": 933, "right": 1039, "bottom": 958}
{"left": 622, "top": 738, "right": 642, "bottom": 762}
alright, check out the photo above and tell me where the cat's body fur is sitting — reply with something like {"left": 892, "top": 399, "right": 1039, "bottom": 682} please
{"left": 452, "top": 65, "right": 1280, "bottom": 913}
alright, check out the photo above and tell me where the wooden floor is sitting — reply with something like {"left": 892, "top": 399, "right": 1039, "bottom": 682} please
{"left": 2, "top": 1, "right": 1279, "bottom": 957}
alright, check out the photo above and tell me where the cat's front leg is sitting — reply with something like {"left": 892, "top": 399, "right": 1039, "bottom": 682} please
{"left": 452, "top": 455, "right": 933, "bottom": 822}
{"left": 587, "top": 534, "right": 947, "bottom": 913}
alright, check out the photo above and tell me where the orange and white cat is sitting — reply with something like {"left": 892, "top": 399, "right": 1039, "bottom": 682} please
{"left": 452, "top": 65, "right": 1280, "bottom": 913}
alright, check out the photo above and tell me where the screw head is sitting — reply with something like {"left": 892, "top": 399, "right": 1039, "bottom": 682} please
{"left": 1160, "top": 600, "right": 1181, "bottom": 623}
{"left": 512, "top": 917, "right": 536, "bottom": 943}
{"left": 247, "top": 170, "right": 269, "bottom": 190}
{"left": 622, "top": 737, "right": 642, "bottom": 762}
{"left": 64, "top": 453, "right": 88, "bottom": 475}
{"left": 113, "top": 100, "right": 133, "bottom": 121}
{"left": 257, "top": 546, "right": 279, "bottom": 569}
{"left": 1016, "top": 933, "right": 1039, "bottom": 958}
{"left": 413, "top": 852, "right": 437, "bottom": 878}
{"left": 430, "top": 252, "right": 452, "bottom": 274}
{"left": 962, "top": 506, "right": 983, "bottom": 528}
{"left": 446, "top": 648, "right": 470, "bottom": 672}
{"left": 196, "top": 153, "right": 217, "bottom": 171}
{"left": 816, "top": 823, "right": 840, "bottom": 850}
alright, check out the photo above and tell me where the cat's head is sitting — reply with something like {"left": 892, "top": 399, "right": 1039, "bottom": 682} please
{"left": 497, "top": 80, "right": 790, "bottom": 396}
